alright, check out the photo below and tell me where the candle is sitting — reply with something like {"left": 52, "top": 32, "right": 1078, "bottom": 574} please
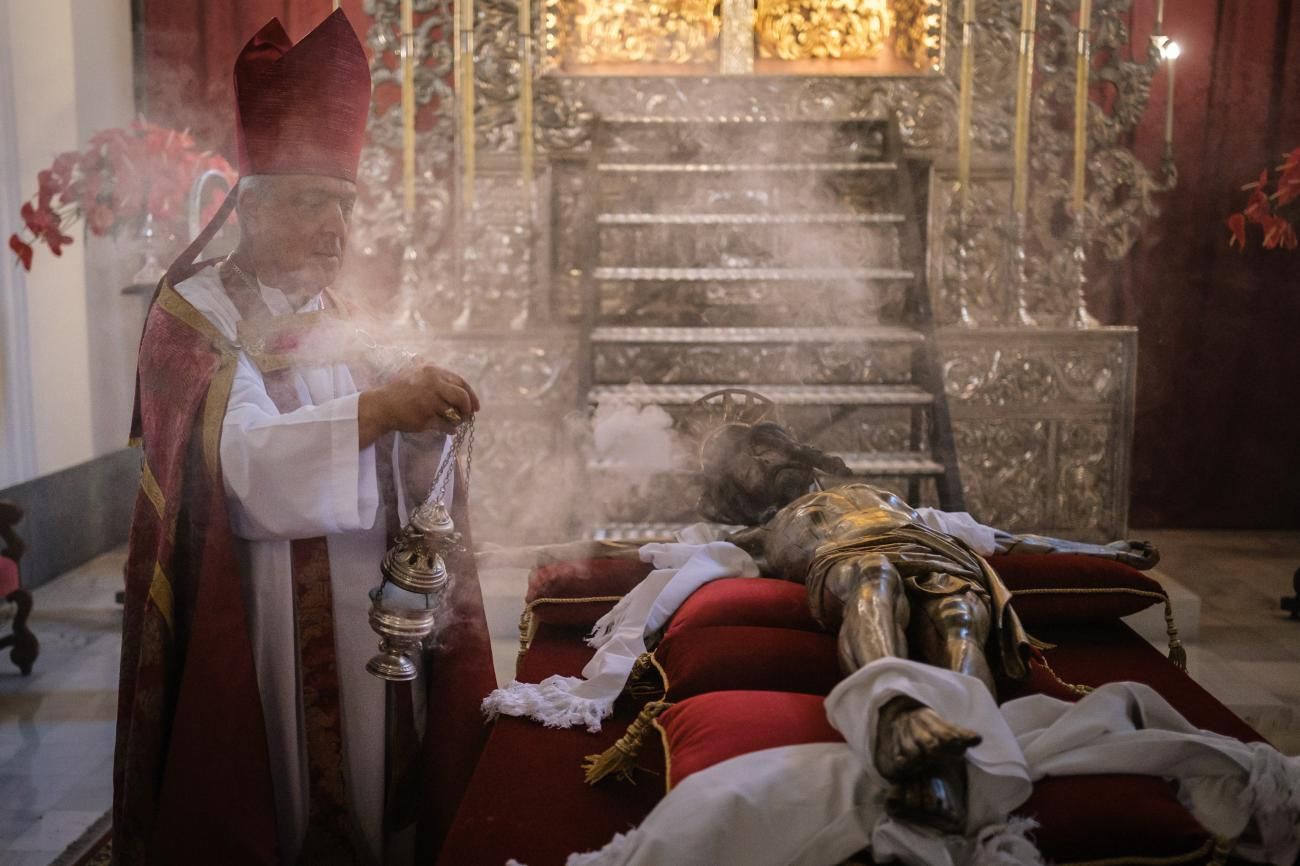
{"left": 1163, "top": 40, "right": 1180, "bottom": 156}
{"left": 1155, "top": 0, "right": 1164, "bottom": 35}
{"left": 1072, "top": 0, "right": 1092, "bottom": 215}
{"left": 519, "top": 0, "right": 535, "bottom": 193}
{"left": 401, "top": 0, "right": 417, "bottom": 215}
{"left": 1012, "top": 0, "right": 1036, "bottom": 215}
{"left": 461, "top": 0, "right": 476, "bottom": 208}
{"left": 956, "top": 0, "right": 977, "bottom": 209}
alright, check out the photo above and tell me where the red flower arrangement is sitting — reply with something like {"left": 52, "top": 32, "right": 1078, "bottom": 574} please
{"left": 1227, "top": 146, "right": 1300, "bottom": 252}
{"left": 8, "top": 119, "right": 236, "bottom": 272}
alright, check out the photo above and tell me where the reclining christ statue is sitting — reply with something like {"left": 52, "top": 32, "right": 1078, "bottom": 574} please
{"left": 694, "top": 419, "right": 1159, "bottom": 834}
{"left": 483, "top": 411, "right": 1160, "bottom": 837}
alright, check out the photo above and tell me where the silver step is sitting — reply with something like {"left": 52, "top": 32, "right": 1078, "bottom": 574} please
{"left": 588, "top": 383, "right": 933, "bottom": 407}
{"left": 594, "top": 266, "right": 914, "bottom": 282}
{"left": 598, "top": 161, "right": 896, "bottom": 174}
{"left": 590, "top": 522, "right": 743, "bottom": 543}
{"left": 598, "top": 212, "right": 906, "bottom": 226}
{"left": 591, "top": 325, "right": 924, "bottom": 344}
{"left": 590, "top": 452, "right": 943, "bottom": 477}
{"left": 840, "top": 452, "right": 945, "bottom": 476}
{"left": 604, "top": 114, "right": 883, "bottom": 125}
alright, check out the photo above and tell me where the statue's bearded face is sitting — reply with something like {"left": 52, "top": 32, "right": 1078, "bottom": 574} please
{"left": 240, "top": 175, "right": 356, "bottom": 291}
{"left": 697, "top": 422, "right": 846, "bottom": 525}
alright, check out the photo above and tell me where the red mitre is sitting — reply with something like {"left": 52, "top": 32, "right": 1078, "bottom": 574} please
{"left": 233, "top": 9, "right": 371, "bottom": 182}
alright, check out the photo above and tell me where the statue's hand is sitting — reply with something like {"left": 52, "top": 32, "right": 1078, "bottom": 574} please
{"left": 1106, "top": 539, "right": 1160, "bottom": 570}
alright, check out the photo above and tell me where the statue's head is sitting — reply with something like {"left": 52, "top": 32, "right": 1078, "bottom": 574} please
{"left": 696, "top": 421, "right": 850, "bottom": 526}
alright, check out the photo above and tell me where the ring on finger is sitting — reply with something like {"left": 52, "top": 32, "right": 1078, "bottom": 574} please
{"left": 441, "top": 407, "right": 463, "bottom": 425}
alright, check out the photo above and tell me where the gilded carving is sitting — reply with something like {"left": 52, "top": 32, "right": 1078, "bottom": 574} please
{"left": 892, "top": 0, "right": 941, "bottom": 70}
{"left": 756, "top": 0, "right": 893, "bottom": 61}
{"left": 556, "top": 0, "right": 722, "bottom": 67}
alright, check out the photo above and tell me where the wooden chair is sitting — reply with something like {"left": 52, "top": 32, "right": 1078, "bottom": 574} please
{"left": 0, "top": 500, "right": 38, "bottom": 675}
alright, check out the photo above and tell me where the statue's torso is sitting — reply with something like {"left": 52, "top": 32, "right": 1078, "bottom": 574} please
{"left": 763, "top": 483, "right": 920, "bottom": 581}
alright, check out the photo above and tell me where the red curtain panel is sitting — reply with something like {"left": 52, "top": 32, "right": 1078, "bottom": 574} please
{"left": 1120, "top": 0, "right": 1300, "bottom": 528}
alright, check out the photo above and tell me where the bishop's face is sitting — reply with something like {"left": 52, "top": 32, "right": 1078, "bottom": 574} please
{"left": 241, "top": 174, "right": 357, "bottom": 293}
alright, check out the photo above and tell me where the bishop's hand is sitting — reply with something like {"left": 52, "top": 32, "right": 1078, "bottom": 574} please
{"left": 358, "top": 363, "right": 480, "bottom": 448}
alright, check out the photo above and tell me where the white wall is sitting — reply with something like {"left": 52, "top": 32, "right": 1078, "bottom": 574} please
{"left": 72, "top": 0, "right": 147, "bottom": 457}
{"left": 1, "top": 0, "right": 137, "bottom": 482}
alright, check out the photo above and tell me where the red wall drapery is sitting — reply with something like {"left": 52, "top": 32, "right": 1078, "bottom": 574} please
{"left": 1118, "top": 0, "right": 1300, "bottom": 528}
{"left": 137, "top": 0, "right": 1300, "bottom": 528}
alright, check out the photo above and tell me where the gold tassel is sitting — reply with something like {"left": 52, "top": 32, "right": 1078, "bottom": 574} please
{"left": 1164, "top": 597, "right": 1187, "bottom": 671}
{"left": 626, "top": 652, "right": 664, "bottom": 699}
{"left": 583, "top": 701, "right": 670, "bottom": 785}
{"left": 516, "top": 606, "right": 537, "bottom": 672}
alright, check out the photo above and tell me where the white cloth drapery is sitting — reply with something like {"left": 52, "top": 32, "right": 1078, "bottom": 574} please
{"left": 530, "top": 659, "right": 1300, "bottom": 866}
{"left": 482, "top": 526, "right": 758, "bottom": 731}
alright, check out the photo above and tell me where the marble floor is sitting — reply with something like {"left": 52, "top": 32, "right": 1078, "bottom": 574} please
{"left": 0, "top": 552, "right": 120, "bottom": 865}
{"left": 0, "top": 530, "right": 1297, "bottom": 863}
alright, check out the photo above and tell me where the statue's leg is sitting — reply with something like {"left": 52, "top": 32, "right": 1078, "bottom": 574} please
{"left": 818, "top": 559, "right": 983, "bottom": 794}
{"left": 909, "top": 588, "right": 995, "bottom": 696}
{"left": 992, "top": 530, "right": 1160, "bottom": 570}
{"left": 816, "top": 554, "right": 910, "bottom": 674}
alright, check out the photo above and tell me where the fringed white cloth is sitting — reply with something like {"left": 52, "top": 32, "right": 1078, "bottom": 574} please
{"left": 482, "top": 527, "right": 758, "bottom": 732}
{"left": 525, "top": 658, "right": 1300, "bottom": 866}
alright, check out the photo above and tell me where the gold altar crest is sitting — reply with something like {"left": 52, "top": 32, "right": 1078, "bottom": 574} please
{"left": 756, "top": 0, "right": 891, "bottom": 61}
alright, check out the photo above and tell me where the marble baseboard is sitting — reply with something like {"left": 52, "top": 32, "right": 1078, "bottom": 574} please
{"left": 0, "top": 448, "right": 139, "bottom": 590}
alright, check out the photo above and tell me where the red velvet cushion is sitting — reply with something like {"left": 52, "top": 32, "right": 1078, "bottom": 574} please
{"left": 988, "top": 554, "right": 1167, "bottom": 625}
{"left": 664, "top": 577, "right": 821, "bottom": 638}
{"left": 525, "top": 559, "right": 653, "bottom": 627}
{"left": 655, "top": 691, "right": 843, "bottom": 790}
{"left": 438, "top": 623, "right": 663, "bottom": 866}
{"left": 1031, "top": 621, "right": 1265, "bottom": 744}
{"left": 655, "top": 625, "right": 842, "bottom": 701}
{"left": 0, "top": 557, "right": 18, "bottom": 597}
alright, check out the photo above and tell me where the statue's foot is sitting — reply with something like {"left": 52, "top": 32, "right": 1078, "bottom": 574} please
{"left": 875, "top": 696, "right": 981, "bottom": 782}
{"left": 885, "top": 762, "right": 968, "bottom": 835}
{"left": 1106, "top": 539, "right": 1160, "bottom": 570}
